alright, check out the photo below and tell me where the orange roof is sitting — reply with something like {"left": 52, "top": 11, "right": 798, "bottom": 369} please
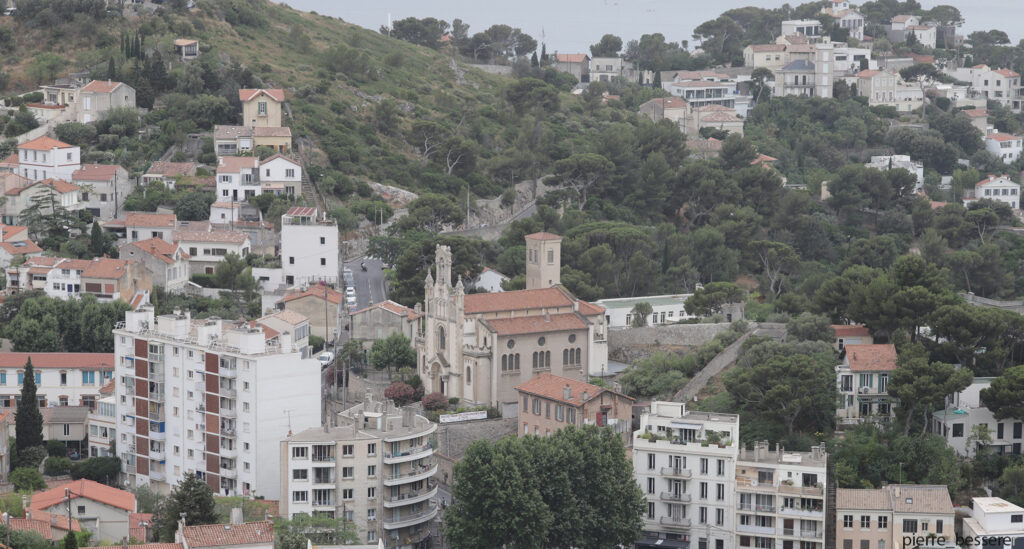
{"left": 350, "top": 299, "right": 419, "bottom": 319}
{"left": 909, "top": 53, "right": 935, "bottom": 64}
{"left": 238, "top": 89, "right": 285, "bottom": 102}
{"left": 464, "top": 287, "right": 573, "bottom": 315}
{"left": 217, "top": 156, "right": 259, "bottom": 173}
{"left": 259, "top": 153, "right": 299, "bottom": 166}
{"left": 26, "top": 103, "right": 65, "bottom": 110}
{"left": 976, "top": 174, "right": 1017, "bottom": 187}
{"left": 18, "top": 136, "right": 74, "bottom": 151}
{"left": 126, "top": 212, "right": 177, "bottom": 228}
{"left": 260, "top": 309, "right": 307, "bottom": 326}
{"left": 146, "top": 161, "right": 196, "bottom": 177}
{"left": 0, "top": 224, "right": 27, "bottom": 240}
{"left": 279, "top": 286, "right": 346, "bottom": 306}
{"left": 0, "top": 240, "right": 42, "bottom": 255}
{"left": 892, "top": 14, "right": 915, "bottom": 23}
{"left": 81, "top": 80, "right": 126, "bottom": 94}
{"left": 644, "top": 97, "right": 688, "bottom": 110}
{"left": 844, "top": 344, "right": 897, "bottom": 372}
{"left": 80, "top": 258, "right": 131, "bottom": 280}
{"left": 124, "top": 238, "right": 188, "bottom": 263}
{"left": 525, "top": 232, "right": 562, "bottom": 241}
{"left": 36, "top": 179, "right": 79, "bottom": 194}
{"left": 123, "top": 545, "right": 181, "bottom": 549}
{"left": 962, "top": 108, "right": 987, "bottom": 118}
{"left": 285, "top": 206, "right": 317, "bottom": 217}
{"left": 99, "top": 380, "right": 115, "bottom": 395}
{"left": 253, "top": 126, "right": 292, "bottom": 137}
{"left": 516, "top": 372, "right": 632, "bottom": 406}
{"left": 577, "top": 300, "right": 605, "bottom": 315}
{"left": 129, "top": 512, "right": 153, "bottom": 542}
{"left": 12, "top": 511, "right": 80, "bottom": 540}
{"left": 181, "top": 521, "right": 274, "bottom": 548}
{"left": 73, "top": 164, "right": 123, "bottom": 181}
{"left": 0, "top": 153, "right": 18, "bottom": 166}
{"left": 857, "top": 69, "right": 881, "bottom": 78}
{"left": 556, "top": 53, "right": 589, "bottom": 63}
{"left": 833, "top": 324, "right": 870, "bottom": 338}
{"left": 986, "top": 133, "right": 1021, "bottom": 142}
{"left": 484, "top": 312, "right": 588, "bottom": 335}
{"left": 31, "top": 479, "right": 135, "bottom": 512}
{"left": 751, "top": 153, "right": 778, "bottom": 165}
{"left": 995, "top": 69, "right": 1020, "bottom": 78}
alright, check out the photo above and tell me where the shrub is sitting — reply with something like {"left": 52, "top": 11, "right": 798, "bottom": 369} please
{"left": 46, "top": 439, "right": 66, "bottom": 457}
{"left": 448, "top": 397, "right": 460, "bottom": 406}
{"left": 44, "top": 456, "right": 72, "bottom": 476}
{"left": 17, "top": 445, "right": 47, "bottom": 468}
{"left": 422, "top": 392, "right": 447, "bottom": 411}
{"left": 70, "top": 457, "right": 120, "bottom": 483}
{"left": 383, "top": 382, "right": 415, "bottom": 406}
{"left": 54, "top": 122, "right": 97, "bottom": 146}
{"left": 10, "top": 467, "right": 45, "bottom": 491}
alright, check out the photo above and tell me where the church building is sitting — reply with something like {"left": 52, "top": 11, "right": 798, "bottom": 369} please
{"left": 416, "top": 232, "right": 608, "bottom": 414}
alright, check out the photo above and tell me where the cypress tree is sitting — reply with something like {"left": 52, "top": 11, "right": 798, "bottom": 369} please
{"left": 15, "top": 358, "right": 43, "bottom": 452}
{"left": 530, "top": 52, "right": 539, "bottom": 67}
{"left": 540, "top": 43, "right": 547, "bottom": 62}
{"left": 653, "top": 71, "right": 661, "bottom": 88}
{"left": 107, "top": 58, "right": 117, "bottom": 81}
{"left": 63, "top": 531, "right": 78, "bottom": 549}
{"left": 89, "top": 221, "right": 105, "bottom": 256}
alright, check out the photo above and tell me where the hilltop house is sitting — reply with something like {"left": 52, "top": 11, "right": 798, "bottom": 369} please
{"left": 239, "top": 89, "right": 284, "bottom": 128}
{"left": 17, "top": 136, "right": 80, "bottom": 182}
{"left": 78, "top": 80, "right": 136, "bottom": 124}
{"left": 931, "top": 378, "right": 1023, "bottom": 457}
{"left": 72, "top": 164, "right": 130, "bottom": 220}
{"left": 118, "top": 238, "right": 191, "bottom": 293}
{"left": 142, "top": 161, "right": 197, "bottom": 189}
{"left": 553, "top": 53, "right": 590, "bottom": 83}
{"left": 964, "top": 175, "right": 1020, "bottom": 210}
{"left": 836, "top": 344, "right": 898, "bottom": 425}
{"left": 174, "top": 38, "right": 199, "bottom": 61}
{"left": 258, "top": 154, "right": 301, "bottom": 197}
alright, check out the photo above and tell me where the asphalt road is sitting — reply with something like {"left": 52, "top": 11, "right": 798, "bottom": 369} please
{"left": 342, "top": 257, "right": 386, "bottom": 311}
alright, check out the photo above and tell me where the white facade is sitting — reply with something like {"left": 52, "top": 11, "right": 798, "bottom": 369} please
{"left": 215, "top": 156, "right": 261, "bottom": 203}
{"left": 894, "top": 83, "right": 925, "bottom": 112}
{"left": 930, "top": 378, "right": 1024, "bottom": 457}
{"left": 259, "top": 155, "right": 301, "bottom": 197}
{"left": 781, "top": 20, "right": 822, "bottom": 38}
{"left": 985, "top": 134, "right": 1024, "bottom": 164}
{"left": 948, "top": 65, "right": 1024, "bottom": 112}
{"left": 472, "top": 268, "right": 509, "bottom": 293}
{"left": 113, "top": 307, "right": 321, "bottom": 499}
{"left": 962, "top": 497, "right": 1024, "bottom": 549}
{"left": 175, "top": 230, "right": 251, "bottom": 275}
{"left": 832, "top": 44, "right": 875, "bottom": 74}
{"left": 968, "top": 175, "right": 1021, "bottom": 210}
{"left": 0, "top": 352, "right": 114, "bottom": 409}
{"left": 280, "top": 401, "right": 438, "bottom": 547}
{"left": 865, "top": 155, "right": 924, "bottom": 192}
{"left": 595, "top": 294, "right": 695, "bottom": 328}
{"left": 88, "top": 396, "right": 116, "bottom": 458}
{"left": 634, "top": 402, "right": 740, "bottom": 549}
{"left": 280, "top": 207, "right": 338, "bottom": 287}
{"left": 18, "top": 139, "right": 81, "bottom": 182}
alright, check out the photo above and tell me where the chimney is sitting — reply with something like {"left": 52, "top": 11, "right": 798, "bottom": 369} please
{"left": 229, "top": 507, "right": 243, "bottom": 525}
{"left": 563, "top": 384, "right": 571, "bottom": 400}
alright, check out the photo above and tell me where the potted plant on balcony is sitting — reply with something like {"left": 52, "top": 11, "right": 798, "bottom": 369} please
{"left": 704, "top": 431, "right": 720, "bottom": 447}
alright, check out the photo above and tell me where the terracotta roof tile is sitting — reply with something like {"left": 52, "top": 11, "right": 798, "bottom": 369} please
{"left": 238, "top": 89, "right": 285, "bottom": 102}
{"left": 555, "top": 53, "right": 589, "bottom": 63}
{"left": 174, "top": 38, "right": 198, "bottom": 46}
{"left": 81, "top": 80, "right": 126, "bottom": 94}
{"left": 577, "top": 300, "right": 605, "bottom": 315}
{"left": 977, "top": 175, "right": 1017, "bottom": 187}
{"left": 174, "top": 230, "right": 248, "bottom": 244}
{"left": 260, "top": 309, "right": 307, "bottom": 326}
{"left": 747, "top": 44, "right": 787, "bottom": 52}
{"left": 0, "top": 153, "right": 18, "bottom": 166}
{"left": 0, "top": 353, "right": 114, "bottom": 369}
{"left": 350, "top": 299, "right": 417, "bottom": 318}
{"left": 832, "top": 324, "right": 870, "bottom": 338}
{"left": 0, "top": 240, "right": 42, "bottom": 255}
{"left": 217, "top": 156, "right": 259, "bottom": 173}
{"left": 844, "top": 344, "right": 897, "bottom": 372}
{"left": 0, "top": 224, "right": 27, "bottom": 240}
{"left": 146, "top": 161, "right": 196, "bottom": 177}
{"left": 123, "top": 545, "right": 181, "bottom": 549}
{"left": 31, "top": 479, "right": 135, "bottom": 512}
{"left": 516, "top": 372, "right": 632, "bottom": 406}
{"left": 464, "top": 287, "right": 573, "bottom": 314}
{"left": 995, "top": 69, "right": 1019, "bottom": 78}
{"left": 18, "top": 136, "right": 74, "bottom": 151}
{"left": 11, "top": 510, "right": 81, "bottom": 540}
{"left": 986, "top": 133, "right": 1021, "bottom": 142}
{"left": 99, "top": 380, "right": 115, "bottom": 395}
{"left": 887, "top": 485, "right": 953, "bottom": 514}
{"left": 892, "top": 14, "right": 915, "bottom": 23}
{"left": 837, "top": 488, "right": 891, "bottom": 510}
{"left": 524, "top": 232, "right": 562, "bottom": 241}
{"left": 483, "top": 312, "right": 587, "bottom": 335}
{"left": 285, "top": 206, "right": 317, "bottom": 217}
{"left": 962, "top": 108, "right": 987, "bottom": 118}
{"left": 126, "top": 212, "right": 177, "bottom": 228}
{"left": 278, "top": 286, "right": 346, "bottom": 306}
{"left": 259, "top": 154, "right": 299, "bottom": 167}
{"left": 181, "top": 521, "right": 274, "bottom": 548}
{"left": 35, "top": 179, "right": 79, "bottom": 194}
{"left": 129, "top": 512, "right": 153, "bottom": 542}
{"left": 253, "top": 127, "right": 292, "bottom": 138}
{"left": 73, "top": 164, "right": 123, "bottom": 181}
{"left": 81, "top": 258, "right": 131, "bottom": 280}
{"left": 122, "top": 238, "right": 188, "bottom": 264}
{"left": 214, "top": 125, "right": 251, "bottom": 140}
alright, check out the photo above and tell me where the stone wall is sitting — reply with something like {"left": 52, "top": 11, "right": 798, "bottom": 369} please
{"left": 434, "top": 417, "right": 517, "bottom": 484}
{"left": 608, "top": 323, "right": 734, "bottom": 362}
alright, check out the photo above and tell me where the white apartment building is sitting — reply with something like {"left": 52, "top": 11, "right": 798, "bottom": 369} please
{"left": 836, "top": 344, "right": 897, "bottom": 426}
{"left": 634, "top": 401, "right": 740, "bottom": 549}
{"left": 595, "top": 294, "right": 695, "bottom": 328}
{"left": 930, "top": 377, "right": 1023, "bottom": 457}
{"left": 281, "top": 207, "right": 338, "bottom": 287}
{"left": 962, "top": 497, "right": 1024, "bottom": 548}
{"left": 113, "top": 307, "right": 320, "bottom": 499}
{"left": 948, "top": 65, "right": 1024, "bottom": 112}
{"left": 735, "top": 442, "right": 828, "bottom": 549}
{"left": 88, "top": 395, "right": 116, "bottom": 458}
{"left": 280, "top": 401, "right": 438, "bottom": 547}
{"left": 17, "top": 136, "right": 80, "bottom": 182}
{"left": 258, "top": 154, "right": 301, "bottom": 197}
{"left": 985, "top": 133, "right": 1024, "bottom": 164}
{"left": 215, "top": 156, "right": 261, "bottom": 203}
{"left": 0, "top": 352, "right": 114, "bottom": 409}
{"left": 965, "top": 175, "right": 1021, "bottom": 211}
{"left": 865, "top": 155, "right": 924, "bottom": 192}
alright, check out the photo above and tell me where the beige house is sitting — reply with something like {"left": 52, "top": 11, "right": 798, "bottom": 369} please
{"left": 638, "top": 97, "right": 689, "bottom": 127}
{"left": 30, "top": 479, "right": 137, "bottom": 543}
{"left": 516, "top": 373, "right": 634, "bottom": 444}
{"left": 142, "top": 161, "right": 197, "bottom": 189}
{"left": 856, "top": 70, "right": 900, "bottom": 107}
{"left": 277, "top": 286, "right": 346, "bottom": 341}
{"left": 125, "top": 211, "right": 177, "bottom": 243}
{"left": 41, "top": 406, "right": 88, "bottom": 451}
{"left": 80, "top": 257, "right": 151, "bottom": 303}
{"left": 685, "top": 105, "right": 745, "bottom": 137}
{"left": 553, "top": 53, "right": 590, "bottom": 83}
{"left": 239, "top": 89, "right": 284, "bottom": 128}
{"left": 836, "top": 485, "right": 954, "bottom": 549}
{"left": 349, "top": 300, "right": 420, "bottom": 343}
{"left": 73, "top": 163, "right": 130, "bottom": 221}
{"left": 119, "top": 238, "right": 191, "bottom": 292}
{"left": 174, "top": 38, "right": 199, "bottom": 61}
{"left": 743, "top": 44, "right": 788, "bottom": 70}
{"left": 2, "top": 179, "right": 82, "bottom": 224}
{"left": 78, "top": 80, "right": 136, "bottom": 124}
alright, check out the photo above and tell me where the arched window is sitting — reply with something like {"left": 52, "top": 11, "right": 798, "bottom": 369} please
{"left": 515, "top": 354, "right": 521, "bottom": 370}
{"left": 502, "top": 355, "right": 508, "bottom": 371}
{"left": 466, "top": 367, "right": 472, "bottom": 384}
{"left": 545, "top": 351, "right": 551, "bottom": 367}
{"left": 575, "top": 348, "right": 581, "bottom": 364}
{"left": 563, "top": 349, "right": 569, "bottom": 365}
{"left": 532, "top": 352, "right": 538, "bottom": 369}
{"left": 437, "top": 326, "right": 446, "bottom": 350}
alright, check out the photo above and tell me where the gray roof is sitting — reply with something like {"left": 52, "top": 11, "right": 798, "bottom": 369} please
{"left": 42, "top": 406, "right": 89, "bottom": 424}
{"left": 781, "top": 59, "right": 815, "bottom": 71}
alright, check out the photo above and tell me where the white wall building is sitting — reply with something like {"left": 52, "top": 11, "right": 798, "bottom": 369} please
{"left": 88, "top": 395, "right": 116, "bottom": 458}
{"left": 966, "top": 175, "right": 1021, "bottom": 211}
{"left": 634, "top": 401, "right": 740, "bottom": 549}
{"left": 930, "top": 378, "right": 1023, "bottom": 457}
{"left": 595, "top": 294, "right": 695, "bottom": 328}
{"left": 781, "top": 20, "right": 823, "bottom": 39}
{"left": 947, "top": 65, "right": 1024, "bottom": 112}
{"left": 985, "top": 133, "right": 1024, "bottom": 164}
{"left": 865, "top": 155, "right": 924, "bottom": 192}
{"left": 17, "top": 136, "right": 80, "bottom": 182}
{"left": 281, "top": 207, "right": 338, "bottom": 287}
{"left": 0, "top": 352, "right": 114, "bottom": 409}
{"left": 113, "top": 307, "right": 321, "bottom": 499}
{"left": 471, "top": 267, "right": 509, "bottom": 293}
{"left": 215, "top": 156, "right": 261, "bottom": 203}
{"left": 280, "top": 401, "right": 438, "bottom": 547}
{"left": 961, "top": 497, "right": 1024, "bottom": 549}
{"left": 259, "top": 154, "right": 301, "bottom": 197}
{"left": 174, "top": 227, "right": 251, "bottom": 276}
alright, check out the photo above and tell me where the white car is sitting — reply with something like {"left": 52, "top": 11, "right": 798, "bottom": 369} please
{"left": 318, "top": 352, "right": 335, "bottom": 368}
{"left": 346, "top": 295, "right": 357, "bottom": 306}
{"left": 346, "top": 287, "right": 356, "bottom": 297}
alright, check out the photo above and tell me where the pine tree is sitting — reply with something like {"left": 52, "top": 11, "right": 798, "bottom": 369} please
{"left": 15, "top": 358, "right": 43, "bottom": 453}
{"left": 154, "top": 473, "right": 219, "bottom": 542}
{"left": 653, "top": 71, "right": 661, "bottom": 88}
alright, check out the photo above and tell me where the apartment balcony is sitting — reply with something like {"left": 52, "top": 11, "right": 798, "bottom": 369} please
{"left": 660, "top": 467, "right": 692, "bottom": 479}
{"left": 778, "top": 506, "right": 824, "bottom": 518}
{"left": 778, "top": 483, "right": 824, "bottom": 496}
{"left": 382, "top": 504, "right": 438, "bottom": 530}
{"left": 148, "top": 409, "right": 165, "bottom": 422}
{"left": 150, "top": 448, "right": 166, "bottom": 460}
{"left": 312, "top": 475, "right": 336, "bottom": 486}
{"left": 312, "top": 499, "right": 335, "bottom": 508}
{"left": 221, "top": 467, "right": 237, "bottom": 479}
{"left": 383, "top": 483, "right": 438, "bottom": 509}
{"left": 383, "top": 529, "right": 431, "bottom": 548}
{"left": 221, "top": 427, "right": 237, "bottom": 437}
{"left": 149, "top": 363, "right": 164, "bottom": 377}
{"left": 383, "top": 444, "right": 433, "bottom": 464}
{"left": 220, "top": 445, "right": 237, "bottom": 459}
{"left": 800, "top": 530, "right": 823, "bottom": 539}
{"left": 659, "top": 516, "right": 691, "bottom": 529}
{"left": 383, "top": 463, "right": 437, "bottom": 487}
{"left": 220, "top": 407, "right": 237, "bottom": 419}
{"left": 150, "top": 427, "right": 166, "bottom": 441}
{"left": 736, "top": 478, "right": 777, "bottom": 493}
{"left": 738, "top": 524, "right": 776, "bottom": 535}
{"left": 659, "top": 492, "right": 691, "bottom": 503}
{"left": 220, "top": 367, "right": 237, "bottom": 379}
{"left": 149, "top": 470, "right": 166, "bottom": 481}
{"left": 737, "top": 503, "right": 776, "bottom": 513}
{"left": 220, "top": 387, "right": 237, "bottom": 399}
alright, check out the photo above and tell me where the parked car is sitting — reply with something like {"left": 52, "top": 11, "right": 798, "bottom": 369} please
{"left": 318, "top": 351, "right": 335, "bottom": 368}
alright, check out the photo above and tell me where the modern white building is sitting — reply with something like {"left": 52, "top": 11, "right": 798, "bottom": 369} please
{"left": 781, "top": 20, "right": 823, "bottom": 39}
{"left": 735, "top": 442, "right": 828, "bottom": 549}
{"left": 865, "top": 155, "right": 924, "bottom": 192}
{"left": 259, "top": 154, "right": 301, "bottom": 197}
{"left": 215, "top": 156, "right": 261, "bottom": 203}
{"left": 836, "top": 344, "right": 897, "bottom": 426}
{"left": 113, "top": 306, "right": 321, "bottom": 499}
{"left": 280, "top": 400, "right": 438, "bottom": 547}
{"left": 965, "top": 175, "right": 1021, "bottom": 211}
{"left": 280, "top": 207, "right": 338, "bottom": 287}
{"left": 985, "top": 133, "right": 1024, "bottom": 164}
{"left": 634, "top": 401, "right": 740, "bottom": 549}
{"left": 0, "top": 352, "right": 114, "bottom": 409}
{"left": 961, "top": 497, "right": 1024, "bottom": 549}
{"left": 17, "top": 136, "right": 80, "bottom": 182}
{"left": 88, "top": 395, "right": 116, "bottom": 458}
{"left": 930, "top": 378, "right": 1023, "bottom": 457}
{"left": 595, "top": 294, "right": 695, "bottom": 328}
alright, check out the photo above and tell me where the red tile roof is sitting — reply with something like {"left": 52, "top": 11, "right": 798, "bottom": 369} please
{"left": 285, "top": 206, "right": 317, "bottom": 217}
{"left": 0, "top": 153, "right": 18, "bottom": 166}
{"left": 81, "top": 80, "right": 126, "bottom": 94}
{"left": 278, "top": 286, "right": 346, "bottom": 306}
{"left": 892, "top": 14, "right": 915, "bottom": 23}
{"left": 217, "top": 156, "right": 259, "bottom": 173}
{"left": 126, "top": 212, "right": 177, "bottom": 228}
{"left": 464, "top": 287, "right": 573, "bottom": 314}
{"left": 99, "top": 380, "right": 115, "bottom": 395}
{"left": 19, "top": 136, "right": 74, "bottom": 151}
{"left": 146, "top": 161, "right": 196, "bottom": 177}
{"left": 516, "top": 373, "right": 632, "bottom": 406}
{"left": 986, "top": 133, "right": 1021, "bottom": 142}
{"left": 833, "top": 324, "right": 871, "bottom": 338}
{"left": 995, "top": 69, "right": 1020, "bottom": 78}
{"left": 857, "top": 69, "right": 881, "bottom": 78}
{"left": 484, "top": 312, "right": 588, "bottom": 335}
{"left": 31, "top": 479, "right": 136, "bottom": 513}
{"left": 124, "top": 238, "right": 188, "bottom": 263}
{"left": 351, "top": 299, "right": 419, "bottom": 319}
{"left": 0, "top": 240, "right": 42, "bottom": 255}
{"left": 577, "top": 300, "right": 605, "bottom": 316}
{"left": 259, "top": 153, "right": 299, "bottom": 166}
{"left": 253, "top": 127, "right": 292, "bottom": 138}
{"left": 0, "top": 224, "right": 27, "bottom": 240}
{"left": 129, "top": 512, "right": 153, "bottom": 542}
{"left": 844, "top": 344, "right": 897, "bottom": 372}
{"left": 962, "top": 108, "right": 987, "bottom": 118}
{"left": 36, "top": 179, "right": 79, "bottom": 194}
{"left": 12, "top": 510, "right": 81, "bottom": 540}
{"left": 525, "top": 232, "right": 562, "bottom": 241}
{"left": 73, "top": 164, "right": 123, "bottom": 181}
{"left": 238, "top": 89, "right": 285, "bottom": 102}
{"left": 181, "top": 521, "right": 274, "bottom": 548}
{"left": 0, "top": 353, "right": 114, "bottom": 369}
{"left": 977, "top": 175, "right": 1017, "bottom": 187}
{"left": 556, "top": 53, "right": 589, "bottom": 63}
{"left": 81, "top": 258, "right": 131, "bottom": 280}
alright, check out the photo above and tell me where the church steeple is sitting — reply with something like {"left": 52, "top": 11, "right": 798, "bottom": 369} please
{"left": 435, "top": 245, "right": 453, "bottom": 288}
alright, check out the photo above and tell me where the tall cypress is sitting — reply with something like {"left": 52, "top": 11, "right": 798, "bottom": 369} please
{"left": 15, "top": 358, "right": 43, "bottom": 452}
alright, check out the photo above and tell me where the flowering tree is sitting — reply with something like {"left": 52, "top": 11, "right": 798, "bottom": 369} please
{"left": 384, "top": 381, "right": 415, "bottom": 406}
{"left": 422, "top": 392, "right": 448, "bottom": 411}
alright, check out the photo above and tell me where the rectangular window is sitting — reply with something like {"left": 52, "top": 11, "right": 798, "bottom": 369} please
{"left": 861, "top": 516, "right": 870, "bottom": 528}
{"left": 367, "top": 487, "right": 376, "bottom": 498}
{"left": 342, "top": 489, "right": 353, "bottom": 500}
{"left": 342, "top": 445, "right": 353, "bottom": 456}
{"left": 700, "top": 482, "right": 708, "bottom": 499}
{"left": 647, "top": 477, "right": 655, "bottom": 494}
{"left": 367, "top": 465, "right": 376, "bottom": 477}
{"left": 292, "top": 469, "right": 308, "bottom": 480}
{"left": 716, "top": 483, "right": 724, "bottom": 500}
{"left": 936, "top": 520, "right": 943, "bottom": 533}
{"left": 647, "top": 453, "right": 655, "bottom": 470}
{"left": 699, "top": 507, "right": 707, "bottom": 524}
{"left": 844, "top": 515, "right": 853, "bottom": 528}
{"left": 716, "top": 508, "right": 724, "bottom": 526}
{"left": 292, "top": 447, "right": 308, "bottom": 459}
{"left": 903, "top": 520, "right": 917, "bottom": 533}
{"left": 717, "top": 459, "right": 725, "bottom": 475}
{"left": 286, "top": 169, "right": 295, "bottom": 178}
{"left": 700, "top": 458, "right": 708, "bottom": 474}
{"left": 878, "top": 516, "right": 888, "bottom": 529}
{"left": 342, "top": 467, "right": 354, "bottom": 479}
{"left": 292, "top": 491, "right": 307, "bottom": 503}
{"left": 648, "top": 502, "right": 655, "bottom": 519}
{"left": 367, "top": 443, "right": 376, "bottom": 455}
{"left": 952, "top": 423, "right": 964, "bottom": 437}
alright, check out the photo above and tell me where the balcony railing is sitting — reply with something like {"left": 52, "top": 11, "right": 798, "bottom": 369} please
{"left": 220, "top": 387, "right": 237, "bottom": 398}
{"left": 660, "top": 492, "right": 691, "bottom": 503}
{"left": 382, "top": 505, "right": 437, "bottom": 529}
{"left": 660, "top": 467, "right": 692, "bottom": 478}
{"left": 383, "top": 529, "right": 430, "bottom": 548}
{"left": 220, "top": 367, "right": 237, "bottom": 379}
{"left": 737, "top": 503, "right": 775, "bottom": 512}
{"left": 384, "top": 464, "right": 437, "bottom": 486}
{"left": 779, "top": 506, "right": 824, "bottom": 517}
{"left": 383, "top": 484, "right": 438, "bottom": 508}
{"left": 778, "top": 483, "right": 824, "bottom": 496}
{"left": 383, "top": 444, "right": 432, "bottom": 464}
{"left": 659, "top": 516, "right": 691, "bottom": 528}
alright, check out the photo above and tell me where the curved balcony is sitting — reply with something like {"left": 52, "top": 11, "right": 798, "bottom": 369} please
{"left": 660, "top": 492, "right": 691, "bottom": 503}
{"left": 383, "top": 444, "right": 433, "bottom": 465}
{"left": 382, "top": 505, "right": 438, "bottom": 530}
{"left": 383, "top": 464, "right": 437, "bottom": 487}
{"left": 383, "top": 422, "right": 437, "bottom": 443}
{"left": 660, "top": 467, "right": 692, "bottom": 479}
{"left": 383, "top": 484, "right": 438, "bottom": 509}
